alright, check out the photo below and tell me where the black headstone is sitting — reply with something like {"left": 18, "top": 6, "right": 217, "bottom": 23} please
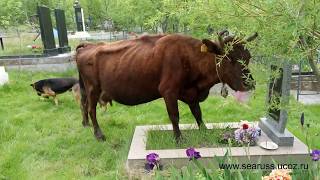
{"left": 259, "top": 61, "right": 294, "bottom": 146}
{"left": 54, "top": 9, "right": 71, "bottom": 53}
{"left": 74, "top": 2, "right": 84, "bottom": 31}
{"left": 37, "top": 6, "right": 59, "bottom": 55}
{"left": 267, "top": 65, "right": 283, "bottom": 122}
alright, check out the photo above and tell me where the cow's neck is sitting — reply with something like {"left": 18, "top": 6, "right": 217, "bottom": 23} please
{"left": 196, "top": 61, "right": 222, "bottom": 91}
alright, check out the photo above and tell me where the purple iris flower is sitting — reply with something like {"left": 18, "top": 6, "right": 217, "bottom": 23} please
{"left": 186, "top": 148, "right": 201, "bottom": 160}
{"left": 310, "top": 149, "right": 320, "bottom": 161}
{"left": 145, "top": 163, "right": 155, "bottom": 171}
{"left": 234, "top": 129, "right": 244, "bottom": 142}
{"left": 146, "top": 153, "right": 160, "bottom": 164}
{"left": 145, "top": 153, "right": 160, "bottom": 171}
{"left": 256, "top": 127, "right": 262, "bottom": 136}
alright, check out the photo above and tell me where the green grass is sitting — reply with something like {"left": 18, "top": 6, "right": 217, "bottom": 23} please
{"left": 146, "top": 128, "right": 236, "bottom": 150}
{"left": 0, "top": 64, "right": 319, "bottom": 179}
{"left": 0, "top": 32, "right": 81, "bottom": 56}
{"left": 0, "top": 31, "right": 119, "bottom": 56}
{"left": 0, "top": 32, "right": 41, "bottom": 56}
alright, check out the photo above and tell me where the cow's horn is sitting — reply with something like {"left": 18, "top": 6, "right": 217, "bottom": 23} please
{"left": 218, "top": 30, "right": 228, "bottom": 37}
{"left": 217, "top": 30, "right": 228, "bottom": 48}
{"left": 245, "top": 32, "right": 258, "bottom": 42}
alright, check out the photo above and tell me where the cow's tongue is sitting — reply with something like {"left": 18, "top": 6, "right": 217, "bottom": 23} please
{"left": 234, "top": 91, "right": 250, "bottom": 103}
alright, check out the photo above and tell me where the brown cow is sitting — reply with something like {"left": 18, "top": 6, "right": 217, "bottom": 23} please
{"left": 76, "top": 32, "right": 257, "bottom": 141}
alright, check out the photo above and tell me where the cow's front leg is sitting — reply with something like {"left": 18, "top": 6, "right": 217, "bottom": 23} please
{"left": 164, "top": 97, "right": 181, "bottom": 141}
{"left": 159, "top": 63, "right": 183, "bottom": 142}
{"left": 188, "top": 103, "right": 207, "bottom": 130}
{"left": 162, "top": 92, "right": 181, "bottom": 142}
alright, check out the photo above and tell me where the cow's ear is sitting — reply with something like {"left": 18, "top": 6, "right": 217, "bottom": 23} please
{"left": 201, "top": 39, "right": 223, "bottom": 55}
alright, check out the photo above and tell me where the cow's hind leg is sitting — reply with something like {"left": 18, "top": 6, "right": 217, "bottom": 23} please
{"left": 188, "top": 103, "right": 207, "bottom": 130}
{"left": 87, "top": 90, "right": 105, "bottom": 141}
{"left": 160, "top": 86, "right": 181, "bottom": 142}
{"left": 80, "top": 88, "right": 90, "bottom": 127}
{"left": 79, "top": 74, "right": 89, "bottom": 127}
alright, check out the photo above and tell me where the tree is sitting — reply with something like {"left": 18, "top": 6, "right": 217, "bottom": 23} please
{"left": 0, "top": 0, "right": 24, "bottom": 28}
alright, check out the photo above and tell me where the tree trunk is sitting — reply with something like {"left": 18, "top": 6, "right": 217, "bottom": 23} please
{"left": 307, "top": 51, "right": 320, "bottom": 89}
{"left": 299, "top": 36, "right": 320, "bottom": 88}
{"left": 297, "top": 1, "right": 320, "bottom": 89}
{"left": 161, "top": 16, "right": 168, "bottom": 33}
{"left": 183, "top": 23, "right": 188, "bottom": 34}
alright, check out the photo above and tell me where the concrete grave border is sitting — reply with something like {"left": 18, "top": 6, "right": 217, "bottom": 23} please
{"left": 127, "top": 122, "right": 310, "bottom": 173}
{"left": 0, "top": 53, "right": 75, "bottom": 71}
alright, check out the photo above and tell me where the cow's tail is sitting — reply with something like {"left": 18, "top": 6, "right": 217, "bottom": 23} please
{"left": 78, "top": 72, "right": 86, "bottom": 100}
{"left": 74, "top": 42, "right": 93, "bottom": 62}
{"left": 76, "top": 43, "right": 87, "bottom": 51}
{"left": 75, "top": 43, "right": 86, "bottom": 100}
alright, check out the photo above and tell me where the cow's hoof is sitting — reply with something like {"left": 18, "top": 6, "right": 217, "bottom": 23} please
{"left": 95, "top": 133, "right": 106, "bottom": 141}
{"left": 175, "top": 135, "right": 183, "bottom": 144}
{"left": 82, "top": 121, "right": 90, "bottom": 127}
{"left": 199, "top": 124, "right": 208, "bottom": 130}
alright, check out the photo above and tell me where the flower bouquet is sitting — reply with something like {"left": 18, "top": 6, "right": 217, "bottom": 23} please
{"left": 234, "top": 121, "right": 261, "bottom": 146}
{"left": 220, "top": 121, "right": 261, "bottom": 146}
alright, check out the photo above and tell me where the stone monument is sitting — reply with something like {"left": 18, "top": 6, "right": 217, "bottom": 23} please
{"left": 0, "top": 66, "right": 9, "bottom": 85}
{"left": 73, "top": 0, "right": 90, "bottom": 38}
{"left": 37, "top": 6, "right": 59, "bottom": 55}
{"left": 54, "top": 9, "right": 71, "bottom": 53}
{"left": 259, "top": 61, "right": 294, "bottom": 146}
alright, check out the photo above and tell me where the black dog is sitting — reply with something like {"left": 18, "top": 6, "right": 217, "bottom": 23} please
{"left": 30, "top": 78, "right": 78, "bottom": 105}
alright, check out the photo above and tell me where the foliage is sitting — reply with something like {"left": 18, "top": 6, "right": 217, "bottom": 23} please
{"left": 155, "top": 152, "right": 318, "bottom": 180}
{"left": 1, "top": 0, "right": 319, "bottom": 64}
{"left": 0, "top": 0, "right": 24, "bottom": 28}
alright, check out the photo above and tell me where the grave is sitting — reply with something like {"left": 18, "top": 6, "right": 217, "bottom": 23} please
{"left": 0, "top": 66, "right": 9, "bottom": 85}
{"left": 37, "top": 6, "right": 59, "bottom": 55}
{"left": 259, "top": 61, "right": 294, "bottom": 146}
{"left": 38, "top": 6, "right": 71, "bottom": 55}
{"left": 54, "top": 9, "right": 71, "bottom": 53}
{"left": 126, "top": 61, "right": 310, "bottom": 176}
{"left": 72, "top": 0, "right": 90, "bottom": 39}
{"left": 0, "top": 6, "right": 72, "bottom": 71}
{"left": 126, "top": 123, "right": 309, "bottom": 175}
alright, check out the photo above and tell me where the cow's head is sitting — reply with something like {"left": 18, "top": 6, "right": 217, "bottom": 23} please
{"left": 202, "top": 31, "right": 258, "bottom": 91}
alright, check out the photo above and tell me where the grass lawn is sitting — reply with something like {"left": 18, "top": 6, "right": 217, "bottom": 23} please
{"left": 146, "top": 128, "right": 237, "bottom": 150}
{"left": 0, "top": 64, "right": 319, "bottom": 179}
{"left": 0, "top": 32, "right": 81, "bottom": 56}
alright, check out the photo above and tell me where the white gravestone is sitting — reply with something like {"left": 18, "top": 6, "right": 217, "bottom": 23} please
{"left": 0, "top": 66, "right": 9, "bottom": 85}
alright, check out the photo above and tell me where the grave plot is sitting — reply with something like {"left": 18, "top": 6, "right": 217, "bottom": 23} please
{"left": 127, "top": 123, "right": 309, "bottom": 174}
{"left": 0, "top": 6, "right": 73, "bottom": 72}
{"left": 126, "top": 61, "right": 311, "bottom": 175}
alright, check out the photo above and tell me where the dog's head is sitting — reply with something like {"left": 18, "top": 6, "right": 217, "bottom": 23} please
{"left": 30, "top": 83, "right": 41, "bottom": 96}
